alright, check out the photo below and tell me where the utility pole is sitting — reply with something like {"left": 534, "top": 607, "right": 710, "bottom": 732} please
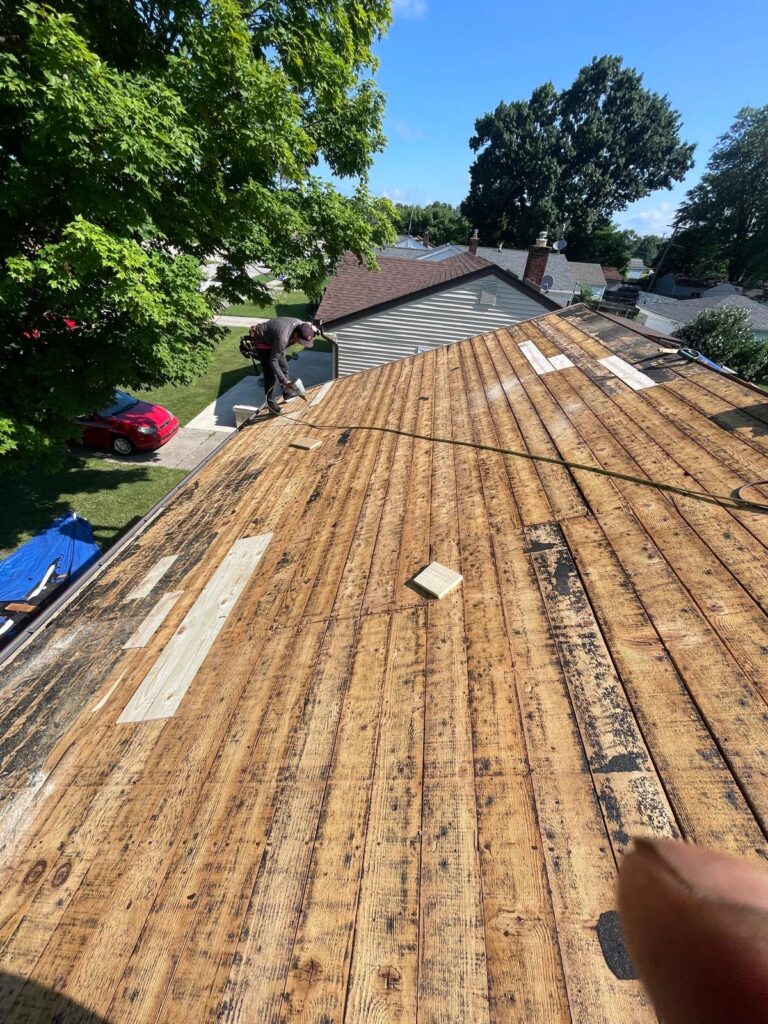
{"left": 648, "top": 226, "right": 678, "bottom": 293}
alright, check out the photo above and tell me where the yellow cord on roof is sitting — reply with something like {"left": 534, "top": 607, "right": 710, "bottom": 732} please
{"left": 280, "top": 413, "right": 768, "bottom": 515}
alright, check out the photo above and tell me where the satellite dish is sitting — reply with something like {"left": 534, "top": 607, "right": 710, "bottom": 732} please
{"left": 541, "top": 274, "right": 555, "bottom": 293}
{"left": 553, "top": 239, "right": 567, "bottom": 251}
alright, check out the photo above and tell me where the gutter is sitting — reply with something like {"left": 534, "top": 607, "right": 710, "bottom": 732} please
{"left": 0, "top": 427, "right": 240, "bottom": 671}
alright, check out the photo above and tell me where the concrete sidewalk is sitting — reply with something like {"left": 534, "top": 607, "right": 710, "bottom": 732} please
{"left": 186, "top": 350, "right": 334, "bottom": 432}
{"left": 214, "top": 315, "right": 268, "bottom": 328}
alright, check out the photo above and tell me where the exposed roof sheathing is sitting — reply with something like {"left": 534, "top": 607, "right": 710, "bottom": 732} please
{"left": 2, "top": 308, "right": 768, "bottom": 1022}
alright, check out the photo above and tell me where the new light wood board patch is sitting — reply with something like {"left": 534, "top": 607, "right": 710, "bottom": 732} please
{"left": 117, "top": 535, "right": 272, "bottom": 723}
{"left": 290, "top": 438, "right": 322, "bottom": 450}
{"left": 412, "top": 561, "right": 463, "bottom": 599}
{"left": 124, "top": 555, "right": 178, "bottom": 601}
{"left": 518, "top": 340, "right": 556, "bottom": 375}
{"left": 309, "top": 381, "right": 334, "bottom": 406}
{"left": 598, "top": 355, "right": 656, "bottom": 390}
{"left": 549, "top": 353, "right": 574, "bottom": 371}
{"left": 122, "top": 591, "right": 183, "bottom": 649}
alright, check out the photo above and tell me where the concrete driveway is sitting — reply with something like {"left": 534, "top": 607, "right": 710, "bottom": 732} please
{"left": 73, "top": 427, "right": 226, "bottom": 470}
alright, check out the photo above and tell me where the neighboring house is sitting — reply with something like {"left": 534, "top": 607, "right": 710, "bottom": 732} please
{"left": 704, "top": 282, "right": 739, "bottom": 296}
{"left": 652, "top": 272, "right": 711, "bottom": 298}
{"left": 3, "top": 304, "right": 768, "bottom": 1024}
{"left": 627, "top": 257, "right": 650, "bottom": 280}
{"left": 416, "top": 243, "right": 465, "bottom": 261}
{"left": 393, "top": 233, "right": 431, "bottom": 250}
{"left": 602, "top": 266, "right": 623, "bottom": 290}
{"left": 454, "top": 245, "right": 576, "bottom": 307}
{"left": 636, "top": 293, "right": 768, "bottom": 341}
{"left": 569, "top": 262, "right": 607, "bottom": 300}
{"left": 316, "top": 251, "right": 559, "bottom": 376}
{"left": 375, "top": 242, "right": 461, "bottom": 262}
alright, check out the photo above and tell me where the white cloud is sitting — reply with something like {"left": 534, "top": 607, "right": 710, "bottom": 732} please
{"left": 616, "top": 200, "right": 678, "bottom": 236}
{"left": 381, "top": 187, "right": 426, "bottom": 205}
{"left": 392, "top": 0, "right": 428, "bottom": 19}
{"left": 392, "top": 118, "right": 425, "bottom": 141}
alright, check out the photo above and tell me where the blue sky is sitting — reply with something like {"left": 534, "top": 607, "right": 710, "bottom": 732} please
{"left": 363, "top": 0, "right": 767, "bottom": 238}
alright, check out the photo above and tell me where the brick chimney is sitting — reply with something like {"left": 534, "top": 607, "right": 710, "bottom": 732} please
{"left": 421, "top": 229, "right": 430, "bottom": 248}
{"left": 468, "top": 228, "right": 479, "bottom": 256}
{"left": 523, "top": 231, "right": 550, "bottom": 289}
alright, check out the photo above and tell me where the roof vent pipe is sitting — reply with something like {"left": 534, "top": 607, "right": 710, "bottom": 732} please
{"left": 469, "top": 228, "right": 479, "bottom": 257}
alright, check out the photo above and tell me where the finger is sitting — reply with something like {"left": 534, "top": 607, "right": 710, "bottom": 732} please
{"left": 618, "top": 838, "right": 768, "bottom": 1024}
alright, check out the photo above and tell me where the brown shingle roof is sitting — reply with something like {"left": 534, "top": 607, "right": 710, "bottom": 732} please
{"left": 316, "top": 251, "right": 494, "bottom": 324}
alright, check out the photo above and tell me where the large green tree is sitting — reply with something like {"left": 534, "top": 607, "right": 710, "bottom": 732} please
{"left": 665, "top": 106, "right": 768, "bottom": 285}
{"left": 462, "top": 56, "right": 694, "bottom": 250}
{"left": 0, "top": 0, "right": 395, "bottom": 466}
{"left": 392, "top": 201, "right": 471, "bottom": 246}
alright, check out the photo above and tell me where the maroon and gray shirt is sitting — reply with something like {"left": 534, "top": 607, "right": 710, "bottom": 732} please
{"left": 252, "top": 317, "right": 302, "bottom": 386}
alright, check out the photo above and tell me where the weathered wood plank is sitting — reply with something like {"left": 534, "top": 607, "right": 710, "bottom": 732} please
{"left": 343, "top": 608, "right": 425, "bottom": 1024}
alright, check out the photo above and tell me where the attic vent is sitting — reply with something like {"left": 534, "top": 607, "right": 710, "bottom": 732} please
{"left": 480, "top": 278, "right": 498, "bottom": 307}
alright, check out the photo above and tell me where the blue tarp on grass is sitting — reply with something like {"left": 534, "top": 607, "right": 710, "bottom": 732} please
{"left": 0, "top": 512, "right": 101, "bottom": 644}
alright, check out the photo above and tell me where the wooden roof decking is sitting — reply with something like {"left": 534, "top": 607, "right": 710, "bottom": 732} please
{"left": 1, "top": 307, "right": 768, "bottom": 1022}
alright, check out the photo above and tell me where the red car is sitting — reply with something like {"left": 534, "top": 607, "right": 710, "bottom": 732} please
{"left": 77, "top": 390, "right": 179, "bottom": 456}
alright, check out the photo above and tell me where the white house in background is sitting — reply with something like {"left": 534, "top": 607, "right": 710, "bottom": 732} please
{"left": 316, "top": 249, "right": 559, "bottom": 377}
{"left": 627, "top": 257, "right": 650, "bottom": 281}
{"left": 569, "top": 262, "right": 607, "bottom": 300}
{"left": 636, "top": 293, "right": 768, "bottom": 342}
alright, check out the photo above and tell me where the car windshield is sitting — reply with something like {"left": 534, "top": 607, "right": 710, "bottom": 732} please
{"left": 98, "top": 390, "right": 140, "bottom": 417}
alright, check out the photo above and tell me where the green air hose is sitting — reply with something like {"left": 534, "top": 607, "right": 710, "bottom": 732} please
{"left": 278, "top": 412, "right": 768, "bottom": 516}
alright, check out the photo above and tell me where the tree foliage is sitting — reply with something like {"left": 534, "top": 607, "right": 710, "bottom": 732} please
{"left": 621, "top": 229, "right": 664, "bottom": 264}
{"left": 0, "top": 0, "right": 396, "bottom": 466}
{"left": 568, "top": 222, "right": 632, "bottom": 274}
{"left": 666, "top": 106, "right": 768, "bottom": 285}
{"left": 673, "top": 306, "right": 768, "bottom": 381}
{"left": 462, "top": 56, "right": 694, "bottom": 250}
{"left": 391, "top": 202, "right": 471, "bottom": 246}
{"left": 573, "top": 284, "right": 600, "bottom": 309}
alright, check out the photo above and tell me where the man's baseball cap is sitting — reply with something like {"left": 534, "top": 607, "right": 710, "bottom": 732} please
{"left": 297, "top": 323, "right": 315, "bottom": 347}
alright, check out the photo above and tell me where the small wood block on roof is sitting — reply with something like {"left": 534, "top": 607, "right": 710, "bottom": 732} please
{"left": 2, "top": 305, "right": 768, "bottom": 1023}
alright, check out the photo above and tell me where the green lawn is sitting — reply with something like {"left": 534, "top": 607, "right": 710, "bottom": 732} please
{"left": 223, "top": 290, "right": 312, "bottom": 320}
{"left": 137, "top": 328, "right": 253, "bottom": 425}
{"left": 0, "top": 458, "right": 187, "bottom": 560}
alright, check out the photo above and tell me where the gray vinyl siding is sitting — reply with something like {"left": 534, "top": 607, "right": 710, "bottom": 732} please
{"left": 335, "top": 275, "right": 551, "bottom": 376}
{"left": 637, "top": 310, "right": 681, "bottom": 334}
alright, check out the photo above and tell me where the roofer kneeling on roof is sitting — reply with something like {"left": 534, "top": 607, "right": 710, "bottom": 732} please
{"left": 240, "top": 318, "right": 316, "bottom": 415}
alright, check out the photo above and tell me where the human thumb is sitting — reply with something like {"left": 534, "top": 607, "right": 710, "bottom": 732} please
{"left": 618, "top": 838, "right": 768, "bottom": 1024}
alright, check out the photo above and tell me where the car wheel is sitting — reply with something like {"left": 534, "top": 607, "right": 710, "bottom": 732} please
{"left": 110, "top": 435, "right": 134, "bottom": 456}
